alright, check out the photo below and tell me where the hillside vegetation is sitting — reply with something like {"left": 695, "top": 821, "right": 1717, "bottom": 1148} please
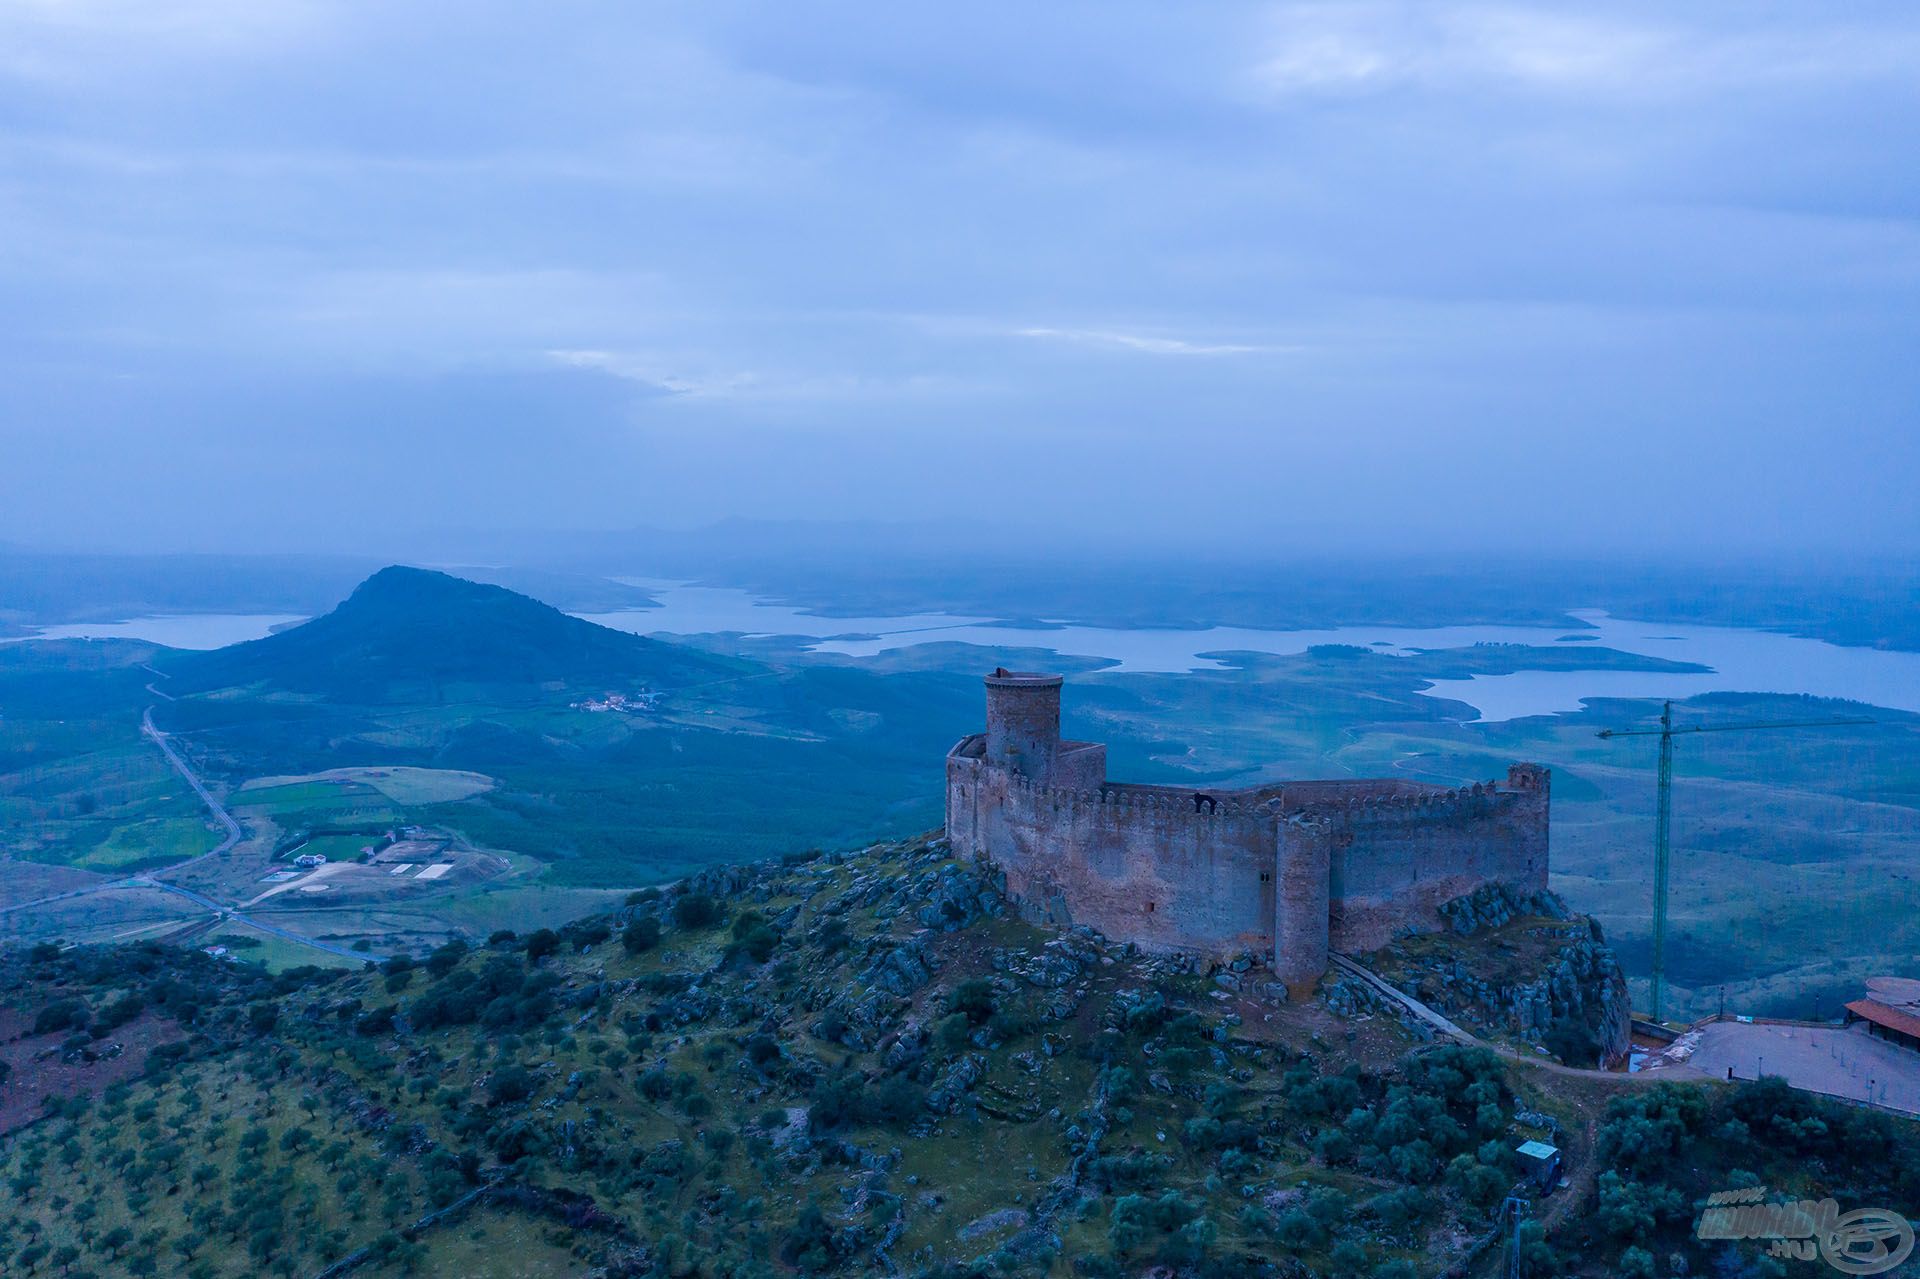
{"left": 163, "top": 567, "right": 742, "bottom": 704}
{"left": 0, "top": 836, "right": 1913, "bottom": 1278}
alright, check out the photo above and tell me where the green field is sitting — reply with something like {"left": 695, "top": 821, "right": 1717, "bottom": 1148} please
{"left": 0, "top": 642, "right": 219, "bottom": 871}
{"left": 232, "top": 778, "right": 384, "bottom": 812}
{"left": 205, "top": 920, "right": 361, "bottom": 972}
{"left": 278, "top": 832, "right": 385, "bottom": 861}
{"left": 75, "top": 814, "right": 218, "bottom": 872}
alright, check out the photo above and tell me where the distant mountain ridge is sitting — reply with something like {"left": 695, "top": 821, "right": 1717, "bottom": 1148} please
{"left": 164, "top": 566, "right": 741, "bottom": 702}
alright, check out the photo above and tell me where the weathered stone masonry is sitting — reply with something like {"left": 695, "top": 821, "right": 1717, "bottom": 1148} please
{"left": 945, "top": 671, "right": 1550, "bottom": 996}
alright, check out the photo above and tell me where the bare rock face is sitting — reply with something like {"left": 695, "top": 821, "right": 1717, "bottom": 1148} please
{"left": 1364, "top": 885, "right": 1633, "bottom": 1068}
{"left": 1438, "top": 881, "right": 1571, "bottom": 933}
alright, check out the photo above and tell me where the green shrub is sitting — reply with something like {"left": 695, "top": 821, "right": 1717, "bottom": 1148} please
{"left": 950, "top": 979, "right": 995, "bottom": 1025}
{"left": 489, "top": 1066, "right": 535, "bottom": 1105}
{"left": 622, "top": 917, "right": 661, "bottom": 954}
{"left": 33, "top": 1000, "right": 88, "bottom": 1036}
{"left": 673, "top": 893, "right": 722, "bottom": 930}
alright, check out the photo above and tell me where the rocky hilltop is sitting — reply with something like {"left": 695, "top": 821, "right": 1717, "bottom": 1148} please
{"left": 1357, "top": 883, "right": 1634, "bottom": 1069}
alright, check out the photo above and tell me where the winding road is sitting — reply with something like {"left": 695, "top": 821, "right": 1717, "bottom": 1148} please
{"left": 0, "top": 706, "right": 367, "bottom": 963}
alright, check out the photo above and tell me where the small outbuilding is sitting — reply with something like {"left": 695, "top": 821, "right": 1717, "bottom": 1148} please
{"left": 1515, "top": 1140, "right": 1561, "bottom": 1191}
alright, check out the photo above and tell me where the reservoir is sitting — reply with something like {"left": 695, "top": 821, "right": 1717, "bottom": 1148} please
{"left": 12, "top": 585, "right": 1919, "bottom": 723}
{"left": 582, "top": 585, "right": 1920, "bottom": 723}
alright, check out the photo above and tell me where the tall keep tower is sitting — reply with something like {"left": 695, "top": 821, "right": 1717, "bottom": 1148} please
{"left": 983, "top": 669, "right": 1062, "bottom": 785}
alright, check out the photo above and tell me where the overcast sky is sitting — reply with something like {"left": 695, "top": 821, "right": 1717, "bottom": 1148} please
{"left": 3, "top": 2, "right": 1917, "bottom": 556}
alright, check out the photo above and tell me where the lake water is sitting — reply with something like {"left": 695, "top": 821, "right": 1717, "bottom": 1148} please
{"left": 580, "top": 583, "right": 1920, "bottom": 723}
{"left": 12, "top": 586, "right": 1920, "bottom": 723}
{"left": 3, "top": 614, "right": 306, "bottom": 650}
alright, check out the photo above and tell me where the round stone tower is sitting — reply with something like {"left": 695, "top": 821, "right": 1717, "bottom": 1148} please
{"left": 984, "top": 669, "right": 1062, "bottom": 785}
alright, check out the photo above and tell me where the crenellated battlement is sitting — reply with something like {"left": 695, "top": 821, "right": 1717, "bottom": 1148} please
{"left": 1313, "top": 779, "right": 1513, "bottom": 827}
{"left": 946, "top": 673, "right": 1551, "bottom": 998}
{"left": 970, "top": 739, "right": 1529, "bottom": 829}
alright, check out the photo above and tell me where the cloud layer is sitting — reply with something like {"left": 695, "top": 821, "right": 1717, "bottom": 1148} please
{"left": 2, "top": 1, "right": 1916, "bottom": 554}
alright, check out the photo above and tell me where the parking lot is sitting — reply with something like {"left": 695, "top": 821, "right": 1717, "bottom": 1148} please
{"left": 1649, "top": 1020, "right": 1920, "bottom": 1116}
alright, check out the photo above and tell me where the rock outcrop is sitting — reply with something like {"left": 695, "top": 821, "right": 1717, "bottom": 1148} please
{"left": 1366, "top": 884, "right": 1632, "bottom": 1068}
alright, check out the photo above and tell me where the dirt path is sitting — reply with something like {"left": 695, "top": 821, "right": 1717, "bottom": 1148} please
{"left": 1332, "top": 952, "right": 1673, "bottom": 1086}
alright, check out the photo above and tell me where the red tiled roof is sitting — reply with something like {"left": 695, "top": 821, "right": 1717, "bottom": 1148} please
{"left": 1846, "top": 999, "right": 1920, "bottom": 1041}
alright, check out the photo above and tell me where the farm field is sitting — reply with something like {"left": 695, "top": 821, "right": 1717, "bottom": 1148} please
{"left": 71, "top": 814, "right": 219, "bottom": 872}
{"left": 0, "top": 694, "right": 219, "bottom": 872}
{"left": 278, "top": 832, "right": 386, "bottom": 862}
{"left": 204, "top": 920, "right": 361, "bottom": 972}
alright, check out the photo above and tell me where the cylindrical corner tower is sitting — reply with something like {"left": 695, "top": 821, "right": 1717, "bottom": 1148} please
{"left": 984, "top": 670, "right": 1062, "bottom": 785}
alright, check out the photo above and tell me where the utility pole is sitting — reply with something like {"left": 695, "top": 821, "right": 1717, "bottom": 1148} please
{"left": 1597, "top": 701, "right": 1872, "bottom": 1024}
{"left": 1503, "top": 1195, "right": 1530, "bottom": 1279}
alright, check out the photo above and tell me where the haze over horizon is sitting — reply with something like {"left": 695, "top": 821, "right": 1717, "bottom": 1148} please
{"left": 4, "top": 2, "right": 1918, "bottom": 557}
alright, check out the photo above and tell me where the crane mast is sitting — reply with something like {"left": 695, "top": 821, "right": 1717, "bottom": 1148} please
{"left": 1597, "top": 701, "right": 1871, "bottom": 1023}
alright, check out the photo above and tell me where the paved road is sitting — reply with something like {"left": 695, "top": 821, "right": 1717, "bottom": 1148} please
{"left": 142, "top": 707, "right": 241, "bottom": 862}
{"left": 137, "top": 708, "right": 369, "bottom": 961}
{"left": 0, "top": 707, "right": 366, "bottom": 965}
{"left": 131, "top": 877, "right": 368, "bottom": 961}
{"left": 140, "top": 662, "right": 176, "bottom": 702}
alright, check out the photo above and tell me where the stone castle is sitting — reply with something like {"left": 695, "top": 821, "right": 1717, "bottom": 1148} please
{"left": 945, "top": 671, "right": 1551, "bottom": 996}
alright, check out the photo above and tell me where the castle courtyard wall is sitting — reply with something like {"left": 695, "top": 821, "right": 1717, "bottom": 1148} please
{"left": 1319, "top": 779, "right": 1550, "bottom": 951}
{"left": 947, "top": 705, "right": 1552, "bottom": 995}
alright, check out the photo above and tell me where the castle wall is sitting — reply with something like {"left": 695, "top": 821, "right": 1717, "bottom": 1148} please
{"left": 948, "top": 750, "right": 1276, "bottom": 960}
{"left": 947, "top": 675, "right": 1553, "bottom": 999}
{"left": 1052, "top": 741, "right": 1108, "bottom": 792}
{"left": 1321, "top": 771, "right": 1550, "bottom": 951}
{"left": 1265, "top": 778, "right": 1449, "bottom": 806}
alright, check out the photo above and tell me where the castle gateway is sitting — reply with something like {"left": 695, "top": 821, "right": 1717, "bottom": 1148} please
{"left": 945, "top": 671, "right": 1550, "bottom": 997}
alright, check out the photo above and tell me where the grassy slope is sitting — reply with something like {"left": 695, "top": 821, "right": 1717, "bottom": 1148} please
{"left": 0, "top": 837, "right": 1912, "bottom": 1279}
